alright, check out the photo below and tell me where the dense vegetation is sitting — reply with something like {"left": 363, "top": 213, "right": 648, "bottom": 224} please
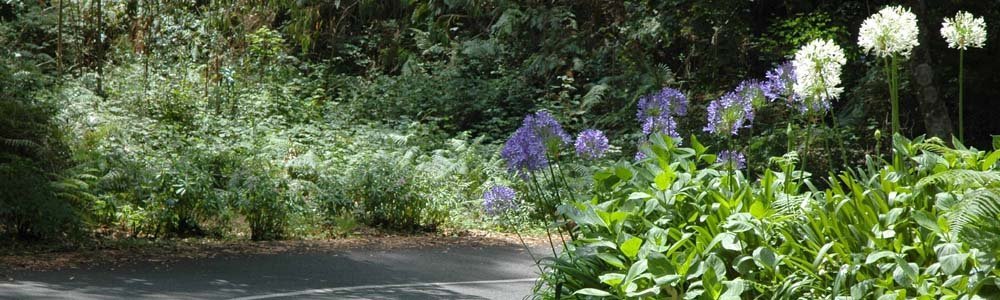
{"left": 2, "top": 0, "right": 1000, "bottom": 298}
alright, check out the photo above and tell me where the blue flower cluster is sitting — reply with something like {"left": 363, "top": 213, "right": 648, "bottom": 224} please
{"left": 637, "top": 87, "right": 688, "bottom": 139}
{"left": 717, "top": 150, "right": 747, "bottom": 170}
{"left": 501, "top": 111, "right": 572, "bottom": 174}
{"left": 705, "top": 90, "right": 755, "bottom": 136}
{"left": 574, "top": 129, "right": 609, "bottom": 160}
{"left": 482, "top": 186, "right": 517, "bottom": 216}
{"left": 762, "top": 62, "right": 796, "bottom": 102}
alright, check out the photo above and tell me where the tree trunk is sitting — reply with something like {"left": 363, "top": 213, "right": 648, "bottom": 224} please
{"left": 910, "top": 0, "right": 953, "bottom": 140}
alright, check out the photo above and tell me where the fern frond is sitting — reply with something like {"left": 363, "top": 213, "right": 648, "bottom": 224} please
{"left": 916, "top": 170, "right": 1000, "bottom": 190}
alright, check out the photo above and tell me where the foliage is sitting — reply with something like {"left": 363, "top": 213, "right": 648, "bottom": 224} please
{"left": 533, "top": 134, "right": 1000, "bottom": 299}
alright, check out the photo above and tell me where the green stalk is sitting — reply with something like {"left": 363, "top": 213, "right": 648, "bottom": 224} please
{"left": 958, "top": 49, "right": 965, "bottom": 143}
{"left": 798, "top": 121, "right": 814, "bottom": 190}
{"left": 514, "top": 229, "right": 545, "bottom": 274}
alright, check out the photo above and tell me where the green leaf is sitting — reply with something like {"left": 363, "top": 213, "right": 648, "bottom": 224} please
{"left": 623, "top": 259, "right": 649, "bottom": 289}
{"left": 865, "top": 251, "right": 898, "bottom": 264}
{"left": 599, "top": 273, "right": 625, "bottom": 287}
{"left": 620, "top": 237, "right": 643, "bottom": 260}
{"left": 939, "top": 253, "right": 969, "bottom": 275}
{"left": 629, "top": 192, "right": 652, "bottom": 200}
{"left": 912, "top": 211, "right": 940, "bottom": 234}
{"left": 983, "top": 150, "right": 1000, "bottom": 170}
{"left": 753, "top": 247, "right": 778, "bottom": 269}
{"left": 574, "top": 288, "right": 614, "bottom": 297}
{"left": 993, "top": 135, "right": 1000, "bottom": 151}
{"left": 654, "top": 169, "right": 674, "bottom": 191}
{"left": 749, "top": 201, "right": 766, "bottom": 218}
{"left": 597, "top": 253, "right": 627, "bottom": 270}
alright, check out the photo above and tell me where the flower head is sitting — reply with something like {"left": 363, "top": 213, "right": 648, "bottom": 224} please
{"left": 574, "top": 129, "right": 610, "bottom": 160}
{"left": 762, "top": 62, "right": 797, "bottom": 103}
{"left": 705, "top": 90, "right": 755, "bottom": 136}
{"left": 482, "top": 186, "right": 517, "bottom": 216}
{"left": 792, "top": 39, "right": 846, "bottom": 114}
{"left": 733, "top": 79, "right": 768, "bottom": 109}
{"left": 637, "top": 87, "right": 688, "bottom": 138}
{"left": 634, "top": 151, "right": 647, "bottom": 161}
{"left": 941, "top": 11, "right": 987, "bottom": 50}
{"left": 717, "top": 150, "right": 746, "bottom": 170}
{"left": 501, "top": 126, "right": 548, "bottom": 174}
{"left": 858, "top": 6, "right": 920, "bottom": 58}
{"left": 524, "top": 111, "right": 572, "bottom": 152}
{"left": 501, "top": 111, "right": 572, "bottom": 174}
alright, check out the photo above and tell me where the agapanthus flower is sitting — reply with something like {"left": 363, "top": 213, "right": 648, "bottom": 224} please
{"left": 574, "top": 129, "right": 609, "bottom": 160}
{"left": 501, "top": 111, "right": 573, "bottom": 174}
{"left": 637, "top": 87, "right": 688, "bottom": 138}
{"left": 482, "top": 186, "right": 517, "bottom": 216}
{"left": 524, "top": 111, "right": 572, "bottom": 152}
{"left": 705, "top": 90, "right": 755, "bottom": 136}
{"left": 634, "top": 151, "right": 647, "bottom": 161}
{"left": 941, "top": 11, "right": 987, "bottom": 50}
{"left": 858, "top": 6, "right": 920, "bottom": 58}
{"left": 717, "top": 150, "right": 746, "bottom": 170}
{"left": 501, "top": 125, "right": 548, "bottom": 173}
{"left": 733, "top": 79, "right": 768, "bottom": 109}
{"left": 792, "top": 39, "right": 846, "bottom": 113}
{"left": 762, "top": 62, "right": 797, "bottom": 103}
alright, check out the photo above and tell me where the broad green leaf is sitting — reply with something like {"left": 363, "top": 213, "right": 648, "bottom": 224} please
{"left": 599, "top": 273, "right": 625, "bottom": 287}
{"left": 620, "top": 237, "right": 643, "bottom": 259}
{"left": 939, "top": 253, "right": 969, "bottom": 275}
{"left": 623, "top": 259, "right": 648, "bottom": 290}
{"left": 912, "top": 211, "right": 940, "bottom": 234}
{"left": 597, "top": 253, "right": 626, "bottom": 270}
{"left": 753, "top": 247, "right": 777, "bottom": 269}
{"left": 574, "top": 288, "right": 613, "bottom": 297}
{"left": 865, "top": 251, "right": 898, "bottom": 264}
{"left": 628, "top": 192, "right": 652, "bottom": 200}
{"left": 749, "top": 201, "right": 766, "bottom": 218}
{"left": 654, "top": 170, "right": 673, "bottom": 191}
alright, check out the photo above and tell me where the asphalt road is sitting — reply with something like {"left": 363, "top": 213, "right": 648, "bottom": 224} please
{"left": 0, "top": 244, "right": 545, "bottom": 300}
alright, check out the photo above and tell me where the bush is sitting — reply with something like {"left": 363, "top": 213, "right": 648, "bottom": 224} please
{"left": 0, "top": 157, "right": 80, "bottom": 240}
{"left": 228, "top": 162, "right": 289, "bottom": 241}
{"left": 345, "top": 151, "right": 434, "bottom": 231}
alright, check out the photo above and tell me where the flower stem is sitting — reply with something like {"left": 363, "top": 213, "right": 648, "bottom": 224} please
{"left": 959, "top": 49, "right": 965, "bottom": 144}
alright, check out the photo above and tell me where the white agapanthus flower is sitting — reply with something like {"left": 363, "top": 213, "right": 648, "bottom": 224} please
{"left": 858, "top": 6, "right": 920, "bottom": 58}
{"left": 792, "top": 39, "right": 847, "bottom": 111}
{"left": 941, "top": 11, "right": 987, "bottom": 50}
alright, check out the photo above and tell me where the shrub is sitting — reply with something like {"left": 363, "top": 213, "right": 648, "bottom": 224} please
{"left": 345, "top": 150, "right": 433, "bottom": 231}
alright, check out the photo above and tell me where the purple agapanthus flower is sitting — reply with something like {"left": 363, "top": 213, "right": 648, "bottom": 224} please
{"left": 483, "top": 186, "right": 517, "bottom": 216}
{"left": 762, "top": 62, "right": 796, "bottom": 102}
{"left": 524, "top": 111, "right": 572, "bottom": 152}
{"left": 574, "top": 129, "right": 609, "bottom": 160}
{"left": 637, "top": 87, "right": 688, "bottom": 138}
{"left": 717, "top": 150, "right": 747, "bottom": 170}
{"left": 501, "top": 111, "right": 572, "bottom": 174}
{"left": 501, "top": 125, "right": 548, "bottom": 173}
{"left": 634, "top": 151, "right": 647, "bottom": 161}
{"left": 733, "top": 79, "right": 769, "bottom": 109}
{"left": 705, "top": 90, "right": 755, "bottom": 136}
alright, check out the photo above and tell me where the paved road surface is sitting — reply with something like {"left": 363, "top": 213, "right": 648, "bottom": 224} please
{"left": 0, "top": 244, "right": 545, "bottom": 299}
